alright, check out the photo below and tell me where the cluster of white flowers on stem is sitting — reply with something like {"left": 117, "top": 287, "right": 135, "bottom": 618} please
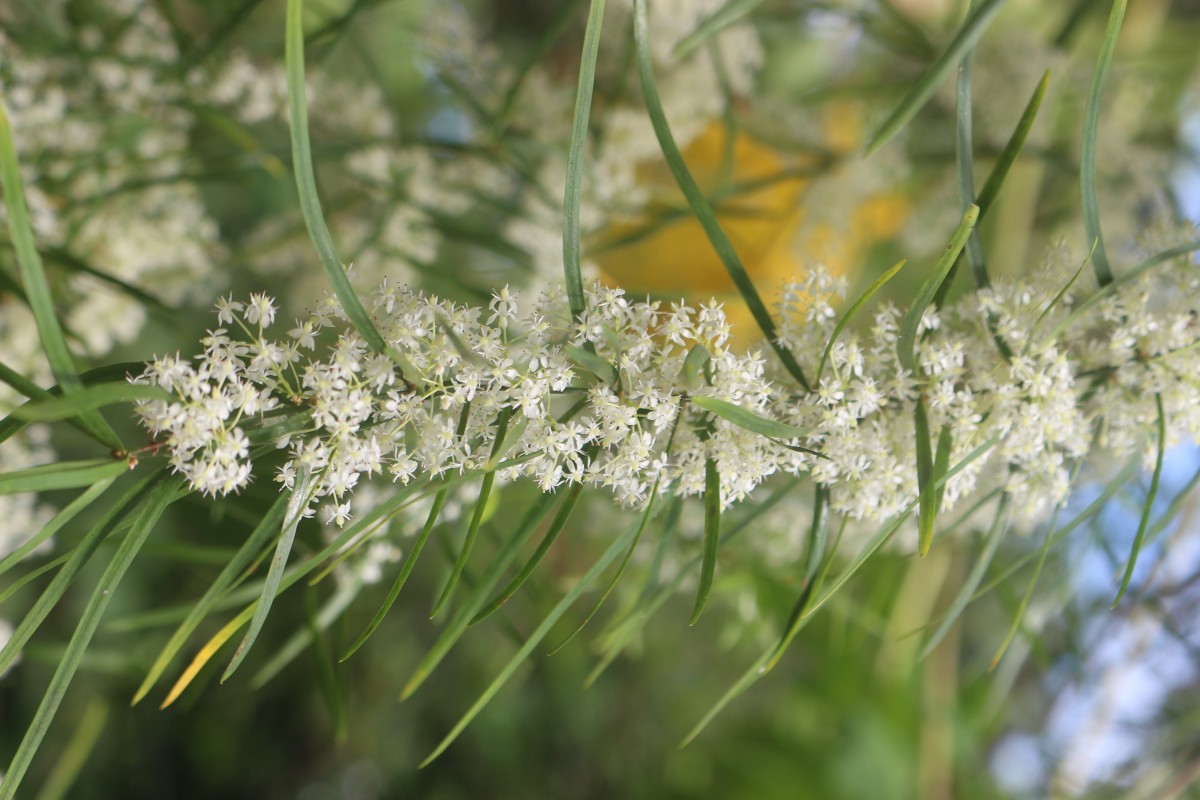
{"left": 136, "top": 238, "right": 1200, "bottom": 534}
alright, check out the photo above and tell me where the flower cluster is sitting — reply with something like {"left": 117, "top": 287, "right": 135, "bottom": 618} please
{"left": 138, "top": 232, "right": 1200, "bottom": 537}
{"left": 134, "top": 282, "right": 790, "bottom": 524}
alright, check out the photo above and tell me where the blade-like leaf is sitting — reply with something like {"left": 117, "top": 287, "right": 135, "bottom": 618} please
{"left": 285, "top": 0, "right": 388, "bottom": 354}
{"left": 680, "top": 437, "right": 999, "bottom": 747}
{"left": 221, "top": 469, "right": 314, "bottom": 681}
{"left": 0, "top": 477, "right": 176, "bottom": 800}
{"left": 816, "top": 259, "right": 907, "bottom": 384}
{"left": 897, "top": 204, "right": 979, "bottom": 372}
{"left": 865, "top": 0, "right": 1006, "bottom": 155}
{"left": 0, "top": 458, "right": 129, "bottom": 496}
{"left": 562, "top": 0, "right": 607, "bottom": 319}
{"left": 420, "top": 506, "right": 656, "bottom": 766}
{"left": 404, "top": 490, "right": 562, "bottom": 698}
{"left": 132, "top": 493, "right": 289, "bottom": 705}
{"left": 431, "top": 409, "right": 511, "bottom": 617}
{"left": 690, "top": 458, "right": 721, "bottom": 625}
{"left": 0, "top": 478, "right": 115, "bottom": 578}
{"left": 1112, "top": 392, "right": 1165, "bottom": 607}
{"left": 1081, "top": 0, "right": 1127, "bottom": 287}
{"left": 9, "top": 382, "right": 169, "bottom": 422}
{"left": 341, "top": 488, "right": 448, "bottom": 661}
{"left": 671, "top": 0, "right": 763, "bottom": 59}
{"left": 633, "top": 0, "right": 810, "bottom": 391}
{"left": 975, "top": 69, "right": 1050, "bottom": 217}
{"left": 469, "top": 482, "right": 586, "bottom": 627}
{"left": 919, "top": 498, "right": 1008, "bottom": 659}
{"left": 691, "top": 396, "right": 808, "bottom": 440}
{"left": 0, "top": 105, "right": 120, "bottom": 451}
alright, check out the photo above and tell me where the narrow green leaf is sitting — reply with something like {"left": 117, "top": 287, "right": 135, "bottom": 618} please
{"left": 990, "top": 474, "right": 1073, "bottom": 670}
{"left": 551, "top": 482, "right": 662, "bottom": 652}
{"left": 285, "top": 0, "right": 387, "bottom": 353}
{"left": 431, "top": 409, "right": 511, "bottom": 617}
{"left": 470, "top": 482, "right": 587, "bottom": 627}
{"left": 1038, "top": 238, "right": 1200, "bottom": 350}
{"left": 304, "top": 584, "right": 347, "bottom": 742}
{"left": 1081, "top": 0, "right": 1127, "bottom": 287}
{"left": 404, "top": 491, "right": 561, "bottom": 699}
{"left": 589, "top": 480, "right": 797, "bottom": 688}
{"left": 341, "top": 489, "right": 448, "bottom": 661}
{"left": 0, "top": 358, "right": 42, "bottom": 399}
{"left": 251, "top": 578, "right": 360, "bottom": 690}
{"left": 975, "top": 69, "right": 1050, "bottom": 217}
{"left": 681, "top": 344, "right": 712, "bottom": 391}
{"left": 0, "top": 458, "right": 129, "bottom": 496}
{"left": 914, "top": 400, "right": 937, "bottom": 557}
{"left": 816, "top": 259, "right": 907, "bottom": 384}
{"left": 896, "top": 204, "right": 979, "bottom": 372}
{"left": 132, "top": 493, "right": 289, "bottom": 705}
{"left": 680, "top": 437, "right": 999, "bottom": 747}
{"left": 0, "top": 477, "right": 176, "bottom": 800}
{"left": 1112, "top": 392, "right": 1165, "bottom": 607}
{"left": 690, "top": 458, "right": 722, "bottom": 625}
{"left": 1026, "top": 244, "right": 1092, "bottom": 352}
{"left": 0, "top": 478, "right": 114, "bottom": 578}
{"left": 633, "top": 0, "right": 810, "bottom": 391}
{"left": 32, "top": 697, "right": 108, "bottom": 800}
{"left": 9, "top": 382, "right": 168, "bottom": 422}
{"left": 563, "top": 0, "right": 607, "bottom": 319}
{"left": 919, "top": 498, "right": 1008, "bottom": 659}
{"left": 221, "top": 469, "right": 314, "bottom": 681}
{"left": 865, "top": 0, "right": 1006, "bottom": 155}
{"left": 691, "top": 395, "right": 807, "bottom": 440}
{"left": 565, "top": 344, "right": 617, "bottom": 385}
{"left": 671, "top": 0, "right": 764, "bottom": 59}
{"left": 421, "top": 507, "right": 654, "bottom": 766}
{"left": 955, "top": 46, "right": 988, "bottom": 289}
{"left": 0, "top": 104, "right": 120, "bottom": 451}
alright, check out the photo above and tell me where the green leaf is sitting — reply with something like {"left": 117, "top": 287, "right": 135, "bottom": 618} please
{"left": 896, "top": 204, "right": 979, "bottom": 372}
{"left": 990, "top": 471, "right": 1074, "bottom": 670}
{"left": 816, "top": 259, "right": 907, "bottom": 384}
{"left": 285, "top": 0, "right": 388, "bottom": 354}
{"left": 565, "top": 344, "right": 617, "bottom": 385}
{"left": 32, "top": 697, "right": 108, "bottom": 800}
{"left": 919, "top": 498, "right": 1008, "bottom": 659}
{"left": 221, "top": 469, "right": 314, "bottom": 681}
{"left": 1081, "top": 0, "right": 1127, "bottom": 287}
{"left": 633, "top": 0, "right": 810, "bottom": 391}
{"left": 0, "top": 477, "right": 176, "bottom": 800}
{"left": 681, "top": 344, "right": 712, "bottom": 391}
{"left": 691, "top": 395, "right": 808, "bottom": 440}
{"left": 562, "top": 0, "right": 607, "bottom": 319}
{"left": 404, "top": 490, "right": 562, "bottom": 698}
{"left": 251, "top": 577, "right": 361, "bottom": 690}
{"left": 671, "top": 0, "right": 764, "bottom": 59}
{"left": 914, "top": 401, "right": 936, "bottom": 557}
{"left": 865, "top": 0, "right": 1006, "bottom": 155}
{"left": 9, "top": 382, "right": 169, "bottom": 422}
{"left": 0, "top": 458, "right": 129, "bottom": 496}
{"left": 0, "top": 478, "right": 115, "bottom": 578}
{"left": 131, "top": 493, "right": 289, "bottom": 705}
{"left": 431, "top": 408, "right": 511, "bottom": 617}
{"left": 680, "top": 437, "right": 998, "bottom": 747}
{"left": 690, "top": 458, "right": 722, "bottom": 625}
{"left": 547, "top": 484, "right": 661, "bottom": 654}
{"left": 341, "top": 488, "right": 448, "bottom": 661}
{"left": 1037, "top": 238, "right": 1200, "bottom": 350}
{"left": 469, "top": 481, "right": 587, "bottom": 627}
{"left": 420, "top": 505, "right": 656, "bottom": 766}
{"left": 1113, "top": 392, "right": 1165, "bottom": 607}
{"left": 975, "top": 69, "right": 1050, "bottom": 218}
{"left": 0, "top": 104, "right": 121, "bottom": 451}
{"left": 954, "top": 47, "right": 988, "bottom": 289}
